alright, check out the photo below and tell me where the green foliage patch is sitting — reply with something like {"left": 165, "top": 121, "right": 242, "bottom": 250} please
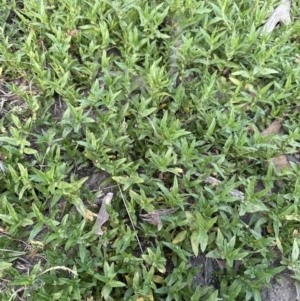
{"left": 1, "top": 0, "right": 300, "bottom": 300}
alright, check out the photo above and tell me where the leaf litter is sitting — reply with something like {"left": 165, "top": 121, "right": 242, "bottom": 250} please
{"left": 94, "top": 192, "right": 113, "bottom": 236}
{"left": 261, "top": 119, "right": 292, "bottom": 172}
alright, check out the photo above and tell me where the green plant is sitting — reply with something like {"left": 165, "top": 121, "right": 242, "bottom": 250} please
{"left": 1, "top": 0, "right": 300, "bottom": 300}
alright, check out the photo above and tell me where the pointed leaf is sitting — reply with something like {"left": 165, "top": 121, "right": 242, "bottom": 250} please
{"left": 191, "top": 231, "right": 199, "bottom": 256}
{"left": 172, "top": 230, "right": 187, "bottom": 244}
{"left": 292, "top": 239, "right": 299, "bottom": 262}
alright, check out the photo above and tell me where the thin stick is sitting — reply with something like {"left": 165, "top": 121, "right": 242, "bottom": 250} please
{"left": 118, "top": 185, "right": 144, "bottom": 254}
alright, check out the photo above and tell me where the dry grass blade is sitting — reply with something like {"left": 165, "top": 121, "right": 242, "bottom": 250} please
{"left": 38, "top": 266, "right": 78, "bottom": 277}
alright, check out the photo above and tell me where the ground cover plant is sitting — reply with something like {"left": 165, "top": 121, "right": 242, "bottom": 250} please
{"left": 1, "top": 0, "right": 300, "bottom": 300}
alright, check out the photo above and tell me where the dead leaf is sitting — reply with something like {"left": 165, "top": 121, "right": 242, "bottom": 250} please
{"left": 204, "top": 176, "right": 245, "bottom": 201}
{"left": 174, "top": 167, "right": 183, "bottom": 173}
{"left": 0, "top": 226, "right": 7, "bottom": 233}
{"left": 215, "top": 259, "right": 226, "bottom": 270}
{"left": 140, "top": 208, "right": 178, "bottom": 230}
{"left": 153, "top": 275, "right": 165, "bottom": 284}
{"left": 94, "top": 192, "right": 113, "bottom": 236}
{"left": 261, "top": 120, "right": 282, "bottom": 136}
{"left": 66, "top": 29, "right": 79, "bottom": 37}
{"left": 272, "top": 155, "right": 292, "bottom": 172}
{"left": 0, "top": 160, "right": 5, "bottom": 174}
{"left": 260, "top": 120, "right": 292, "bottom": 172}
{"left": 140, "top": 212, "right": 162, "bottom": 230}
{"left": 260, "top": 0, "right": 291, "bottom": 34}
{"left": 85, "top": 210, "right": 95, "bottom": 222}
{"left": 266, "top": 225, "right": 274, "bottom": 234}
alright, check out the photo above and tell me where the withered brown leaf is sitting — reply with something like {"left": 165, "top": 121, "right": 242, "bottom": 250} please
{"left": 94, "top": 192, "right": 113, "bottom": 236}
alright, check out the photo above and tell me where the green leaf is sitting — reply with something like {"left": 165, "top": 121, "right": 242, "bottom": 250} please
{"left": 252, "top": 288, "right": 262, "bottom": 301}
{"left": 142, "top": 247, "right": 166, "bottom": 274}
{"left": 3, "top": 196, "right": 19, "bottom": 222}
{"left": 285, "top": 214, "right": 300, "bottom": 221}
{"left": 228, "top": 279, "right": 242, "bottom": 299}
{"left": 0, "top": 137, "right": 19, "bottom": 145}
{"left": 31, "top": 203, "right": 44, "bottom": 221}
{"left": 216, "top": 228, "right": 224, "bottom": 248}
{"left": 206, "top": 290, "right": 219, "bottom": 301}
{"left": 23, "top": 147, "right": 38, "bottom": 155}
{"left": 258, "top": 68, "right": 279, "bottom": 75}
{"left": 199, "top": 230, "right": 209, "bottom": 253}
{"left": 9, "top": 276, "right": 33, "bottom": 286}
{"left": 0, "top": 214, "right": 14, "bottom": 225}
{"left": 0, "top": 261, "right": 13, "bottom": 270}
{"left": 71, "top": 177, "right": 89, "bottom": 190}
{"left": 79, "top": 244, "right": 87, "bottom": 263}
{"left": 207, "top": 118, "right": 216, "bottom": 136}
{"left": 239, "top": 200, "right": 269, "bottom": 215}
{"left": 191, "top": 231, "right": 199, "bottom": 256}
{"left": 163, "top": 242, "right": 191, "bottom": 261}
{"left": 28, "top": 222, "right": 44, "bottom": 241}
{"left": 172, "top": 230, "right": 187, "bottom": 244}
{"left": 109, "top": 280, "right": 126, "bottom": 288}
{"left": 101, "top": 284, "right": 112, "bottom": 299}
{"left": 292, "top": 239, "right": 299, "bottom": 262}
{"left": 112, "top": 174, "right": 144, "bottom": 190}
{"left": 231, "top": 70, "right": 251, "bottom": 78}
{"left": 206, "top": 249, "right": 222, "bottom": 259}
{"left": 69, "top": 196, "right": 87, "bottom": 219}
